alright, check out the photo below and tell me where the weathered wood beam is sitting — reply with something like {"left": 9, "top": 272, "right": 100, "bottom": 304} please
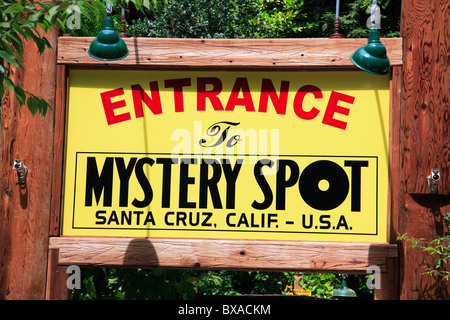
{"left": 57, "top": 37, "right": 403, "bottom": 68}
{"left": 49, "top": 237, "right": 397, "bottom": 273}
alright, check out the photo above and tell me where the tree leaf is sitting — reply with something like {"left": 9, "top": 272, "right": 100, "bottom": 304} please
{"left": 35, "top": 38, "right": 46, "bottom": 53}
{"left": 5, "top": 31, "right": 24, "bottom": 58}
{"left": 0, "top": 85, "right": 4, "bottom": 105}
{"left": 55, "top": 18, "right": 66, "bottom": 30}
{"left": 0, "top": 68, "right": 4, "bottom": 104}
{"left": 5, "top": 4, "right": 25, "bottom": 14}
{"left": 27, "top": 93, "right": 51, "bottom": 117}
{"left": 4, "top": 76, "right": 15, "bottom": 93}
{"left": 29, "top": 10, "right": 44, "bottom": 22}
{"left": 0, "top": 51, "right": 21, "bottom": 68}
{"left": 26, "top": 95, "right": 39, "bottom": 116}
{"left": 36, "top": 2, "right": 50, "bottom": 10}
{"left": 38, "top": 96, "right": 51, "bottom": 117}
{"left": 14, "top": 86, "right": 26, "bottom": 106}
{"left": 90, "top": 1, "right": 107, "bottom": 14}
{"left": 47, "top": 5, "right": 60, "bottom": 23}
{"left": 0, "top": 21, "right": 11, "bottom": 28}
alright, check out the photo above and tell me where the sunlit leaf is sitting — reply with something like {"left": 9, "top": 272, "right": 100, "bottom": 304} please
{"left": 5, "top": 4, "right": 25, "bottom": 14}
{"left": 0, "top": 51, "right": 21, "bottom": 68}
{"left": 26, "top": 95, "right": 39, "bottom": 116}
{"left": 14, "top": 86, "right": 26, "bottom": 106}
{"left": 29, "top": 10, "right": 44, "bottom": 22}
{"left": 4, "top": 76, "right": 15, "bottom": 93}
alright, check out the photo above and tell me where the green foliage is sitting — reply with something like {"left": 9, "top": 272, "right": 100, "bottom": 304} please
{"left": 73, "top": 269, "right": 297, "bottom": 299}
{"left": 73, "top": 268, "right": 198, "bottom": 300}
{"left": 127, "top": 0, "right": 400, "bottom": 39}
{"left": 0, "top": 0, "right": 108, "bottom": 117}
{"left": 57, "top": 1, "right": 107, "bottom": 36}
{"left": 63, "top": 2, "right": 127, "bottom": 37}
{"left": 398, "top": 231, "right": 450, "bottom": 281}
{"left": 107, "top": 0, "right": 156, "bottom": 15}
{"left": 72, "top": 268, "right": 375, "bottom": 300}
{"left": 251, "top": 0, "right": 309, "bottom": 38}
{"left": 129, "top": 0, "right": 260, "bottom": 38}
{"left": 195, "top": 271, "right": 296, "bottom": 295}
{"left": 397, "top": 212, "right": 450, "bottom": 281}
{"left": 129, "top": 0, "right": 313, "bottom": 39}
{"left": 300, "top": 0, "right": 400, "bottom": 38}
{"left": 1, "top": 0, "right": 63, "bottom": 117}
{"left": 296, "top": 273, "right": 340, "bottom": 299}
{"left": 0, "top": 0, "right": 151, "bottom": 117}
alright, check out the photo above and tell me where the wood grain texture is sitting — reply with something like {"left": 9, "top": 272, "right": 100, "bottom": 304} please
{"left": 401, "top": 0, "right": 449, "bottom": 195}
{"left": 49, "top": 65, "right": 67, "bottom": 237}
{"left": 57, "top": 37, "right": 403, "bottom": 68}
{"left": 375, "top": 257, "right": 399, "bottom": 300}
{"left": 45, "top": 249, "right": 70, "bottom": 300}
{"left": 374, "top": 66, "right": 403, "bottom": 300}
{"left": 0, "top": 28, "right": 58, "bottom": 300}
{"left": 388, "top": 66, "right": 403, "bottom": 244}
{"left": 49, "top": 237, "right": 397, "bottom": 273}
{"left": 397, "top": 0, "right": 450, "bottom": 300}
{"left": 45, "top": 66, "right": 70, "bottom": 300}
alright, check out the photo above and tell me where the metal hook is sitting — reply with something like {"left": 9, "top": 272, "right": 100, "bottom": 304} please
{"left": 13, "top": 159, "right": 28, "bottom": 185}
{"left": 427, "top": 168, "right": 440, "bottom": 194}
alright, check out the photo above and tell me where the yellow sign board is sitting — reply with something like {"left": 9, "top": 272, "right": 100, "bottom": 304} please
{"left": 62, "top": 70, "right": 389, "bottom": 242}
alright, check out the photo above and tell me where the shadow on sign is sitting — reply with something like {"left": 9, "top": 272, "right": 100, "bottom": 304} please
{"left": 124, "top": 238, "right": 159, "bottom": 268}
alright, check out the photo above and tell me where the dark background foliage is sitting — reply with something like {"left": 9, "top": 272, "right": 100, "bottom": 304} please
{"left": 71, "top": 0, "right": 400, "bottom": 39}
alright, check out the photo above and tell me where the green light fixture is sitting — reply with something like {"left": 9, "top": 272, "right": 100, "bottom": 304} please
{"left": 350, "top": 0, "right": 389, "bottom": 75}
{"left": 333, "top": 275, "right": 357, "bottom": 299}
{"left": 88, "top": 15, "right": 129, "bottom": 61}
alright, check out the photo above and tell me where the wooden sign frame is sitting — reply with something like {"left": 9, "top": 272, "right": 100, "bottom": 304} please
{"left": 49, "top": 36, "right": 402, "bottom": 274}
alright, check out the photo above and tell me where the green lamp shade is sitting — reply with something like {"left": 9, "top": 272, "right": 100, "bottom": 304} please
{"left": 332, "top": 279, "right": 357, "bottom": 298}
{"left": 88, "top": 16, "right": 129, "bottom": 61}
{"left": 350, "top": 29, "right": 390, "bottom": 75}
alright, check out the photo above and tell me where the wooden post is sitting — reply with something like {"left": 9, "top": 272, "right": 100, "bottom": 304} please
{"left": 374, "top": 65, "right": 403, "bottom": 300}
{"left": 45, "top": 63, "right": 70, "bottom": 300}
{"left": 396, "top": 0, "right": 450, "bottom": 299}
{"left": 0, "top": 27, "right": 63, "bottom": 299}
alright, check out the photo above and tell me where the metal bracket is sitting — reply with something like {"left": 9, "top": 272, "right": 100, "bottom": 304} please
{"left": 427, "top": 168, "right": 440, "bottom": 194}
{"left": 13, "top": 159, "right": 28, "bottom": 185}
